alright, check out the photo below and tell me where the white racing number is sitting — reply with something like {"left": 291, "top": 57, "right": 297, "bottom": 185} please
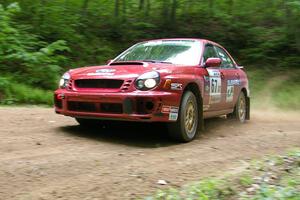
{"left": 207, "top": 69, "right": 222, "bottom": 104}
{"left": 226, "top": 86, "right": 234, "bottom": 102}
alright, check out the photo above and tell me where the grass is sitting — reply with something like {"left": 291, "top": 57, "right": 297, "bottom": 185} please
{"left": 146, "top": 149, "right": 300, "bottom": 200}
{"left": 247, "top": 67, "right": 300, "bottom": 110}
{"left": 272, "top": 73, "right": 300, "bottom": 110}
{"left": 0, "top": 77, "right": 53, "bottom": 106}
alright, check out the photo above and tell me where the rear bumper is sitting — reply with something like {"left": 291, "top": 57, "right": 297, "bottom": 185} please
{"left": 54, "top": 89, "right": 181, "bottom": 122}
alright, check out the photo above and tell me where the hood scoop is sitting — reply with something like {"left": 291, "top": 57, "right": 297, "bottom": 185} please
{"left": 109, "top": 61, "right": 144, "bottom": 66}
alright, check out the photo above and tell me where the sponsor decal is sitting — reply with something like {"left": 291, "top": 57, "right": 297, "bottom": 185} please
{"left": 170, "top": 107, "right": 179, "bottom": 113}
{"left": 207, "top": 70, "right": 221, "bottom": 77}
{"left": 169, "top": 112, "right": 178, "bottom": 121}
{"left": 227, "top": 79, "right": 240, "bottom": 86}
{"left": 87, "top": 68, "right": 116, "bottom": 76}
{"left": 161, "top": 106, "right": 171, "bottom": 113}
{"left": 162, "top": 105, "right": 179, "bottom": 121}
{"left": 225, "top": 79, "right": 240, "bottom": 102}
{"left": 226, "top": 85, "right": 234, "bottom": 102}
{"left": 96, "top": 69, "right": 116, "bottom": 73}
{"left": 169, "top": 107, "right": 179, "bottom": 121}
{"left": 170, "top": 83, "right": 183, "bottom": 90}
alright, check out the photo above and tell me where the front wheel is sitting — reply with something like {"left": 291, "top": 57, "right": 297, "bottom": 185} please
{"left": 168, "top": 91, "right": 199, "bottom": 142}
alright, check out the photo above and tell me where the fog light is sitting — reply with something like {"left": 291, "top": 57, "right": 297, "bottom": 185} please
{"left": 137, "top": 80, "right": 144, "bottom": 89}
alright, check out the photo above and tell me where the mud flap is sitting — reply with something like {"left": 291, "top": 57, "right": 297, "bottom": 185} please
{"left": 246, "top": 97, "right": 250, "bottom": 120}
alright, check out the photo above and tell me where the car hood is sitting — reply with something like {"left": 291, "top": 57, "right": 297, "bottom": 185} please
{"left": 69, "top": 62, "right": 194, "bottom": 80}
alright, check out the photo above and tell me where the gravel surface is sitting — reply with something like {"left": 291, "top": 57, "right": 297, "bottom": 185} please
{"left": 0, "top": 107, "right": 299, "bottom": 200}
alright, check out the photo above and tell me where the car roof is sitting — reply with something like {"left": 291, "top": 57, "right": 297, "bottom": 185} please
{"left": 141, "top": 38, "right": 223, "bottom": 48}
{"left": 144, "top": 38, "right": 213, "bottom": 43}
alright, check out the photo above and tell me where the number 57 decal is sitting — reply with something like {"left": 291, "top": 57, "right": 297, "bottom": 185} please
{"left": 207, "top": 69, "right": 222, "bottom": 104}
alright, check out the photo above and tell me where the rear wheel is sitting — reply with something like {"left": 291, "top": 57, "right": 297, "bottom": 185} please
{"left": 231, "top": 92, "right": 246, "bottom": 123}
{"left": 168, "top": 91, "right": 199, "bottom": 142}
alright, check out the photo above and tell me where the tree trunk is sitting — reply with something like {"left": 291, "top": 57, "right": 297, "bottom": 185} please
{"left": 227, "top": 0, "right": 233, "bottom": 15}
{"left": 170, "top": 0, "right": 177, "bottom": 23}
{"left": 81, "top": 0, "right": 90, "bottom": 18}
{"left": 122, "top": 0, "right": 127, "bottom": 21}
{"left": 115, "top": 0, "right": 120, "bottom": 17}
{"left": 145, "top": 0, "right": 150, "bottom": 17}
{"left": 139, "top": 0, "right": 144, "bottom": 10}
{"left": 162, "top": 0, "right": 170, "bottom": 20}
{"left": 208, "top": 0, "right": 214, "bottom": 16}
{"left": 39, "top": 0, "right": 46, "bottom": 27}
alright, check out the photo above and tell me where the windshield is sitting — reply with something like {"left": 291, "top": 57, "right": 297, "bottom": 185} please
{"left": 114, "top": 40, "right": 202, "bottom": 65}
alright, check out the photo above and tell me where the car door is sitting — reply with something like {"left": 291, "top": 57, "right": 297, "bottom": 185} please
{"left": 214, "top": 46, "right": 241, "bottom": 110}
{"left": 202, "top": 44, "right": 226, "bottom": 111}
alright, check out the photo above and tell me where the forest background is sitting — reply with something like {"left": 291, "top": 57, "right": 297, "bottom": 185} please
{"left": 0, "top": 0, "right": 299, "bottom": 108}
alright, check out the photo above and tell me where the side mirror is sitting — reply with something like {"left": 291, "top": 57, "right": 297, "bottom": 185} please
{"left": 204, "top": 58, "right": 221, "bottom": 68}
{"left": 106, "top": 59, "right": 113, "bottom": 65}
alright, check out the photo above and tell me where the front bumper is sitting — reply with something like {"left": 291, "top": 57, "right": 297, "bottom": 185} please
{"left": 54, "top": 89, "right": 181, "bottom": 122}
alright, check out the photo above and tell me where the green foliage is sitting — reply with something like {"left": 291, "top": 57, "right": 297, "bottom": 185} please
{"left": 147, "top": 179, "right": 234, "bottom": 200}
{"left": 0, "top": 2, "right": 69, "bottom": 90}
{"left": 2, "top": 0, "right": 300, "bottom": 68}
{"left": 148, "top": 150, "right": 300, "bottom": 200}
{"left": 0, "top": 1, "right": 300, "bottom": 105}
{"left": 0, "top": 76, "right": 52, "bottom": 105}
{"left": 239, "top": 175, "right": 254, "bottom": 187}
{"left": 245, "top": 185, "right": 300, "bottom": 200}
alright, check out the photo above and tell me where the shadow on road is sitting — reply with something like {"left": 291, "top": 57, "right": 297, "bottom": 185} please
{"left": 59, "top": 121, "right": 178, "bottom": 148}
{"left": 58, "top": 116, "right": 235, "bottom": 148}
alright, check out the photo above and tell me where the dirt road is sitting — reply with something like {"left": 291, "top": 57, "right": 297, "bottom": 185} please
{"left": 0, "top": 107, "right": 299, "bottom": 200}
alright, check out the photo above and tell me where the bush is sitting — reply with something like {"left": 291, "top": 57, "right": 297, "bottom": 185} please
{"left": 0, "top": 77, "right": 53, "bottom": 105}
{"left": 0, "top": 3, "right": 69, "bottom": 90}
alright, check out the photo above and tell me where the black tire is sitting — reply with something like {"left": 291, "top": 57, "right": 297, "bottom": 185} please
{"left": 231, "top": 92, "right": 246, "bottom": 123}
{"left": 168, "top": 91, "right": 199, "bottom": 142}
{"left": 75, "top": 118, "right": 101, "bottom": 127}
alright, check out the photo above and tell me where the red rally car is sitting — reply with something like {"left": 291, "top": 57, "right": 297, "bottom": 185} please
{"left": 54, "top": 39, "right": 250, "bottom": 142}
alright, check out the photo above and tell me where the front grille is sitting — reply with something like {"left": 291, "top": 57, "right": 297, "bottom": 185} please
{"left": 67, "top": 101, "right": 123, "bottom": 114}
{"left": 75, "top": 79, "right": 123, "bottom": 89}
{"left": 100, "top": 103, "right": 123, "bottom": 113}
{"left": 68, "top": 102, "right": 97, "bottom": 112}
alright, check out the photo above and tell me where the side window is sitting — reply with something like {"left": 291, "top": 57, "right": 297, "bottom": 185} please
{"left": 203, "top": 45, "right": 218, "bottom": 63}
{"left": 215, "top": 46, "right": 235, "bottom": 69}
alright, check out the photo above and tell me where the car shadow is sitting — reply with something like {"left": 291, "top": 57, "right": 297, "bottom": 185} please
{"left": 58, "top": 116, "right": 236, "bottom": 148}
{"left": 58, "top": 121, "right": 178, "bottom": 148}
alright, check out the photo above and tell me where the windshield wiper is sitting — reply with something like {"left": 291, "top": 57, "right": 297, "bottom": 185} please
{"left": 141, "top": 60, "right": 173, "bottom": 64}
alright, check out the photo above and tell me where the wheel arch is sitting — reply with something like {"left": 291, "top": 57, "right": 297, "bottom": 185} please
{"left": 183, "top": 82, "right": 204, "bottom": 131}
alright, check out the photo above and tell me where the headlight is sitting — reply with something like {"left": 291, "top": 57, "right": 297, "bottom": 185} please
{"left": 59, "top": 72, "right": 71, "bottom": 89}
{"left": 135, "top": 71, "right": 160, "bottom": 90}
